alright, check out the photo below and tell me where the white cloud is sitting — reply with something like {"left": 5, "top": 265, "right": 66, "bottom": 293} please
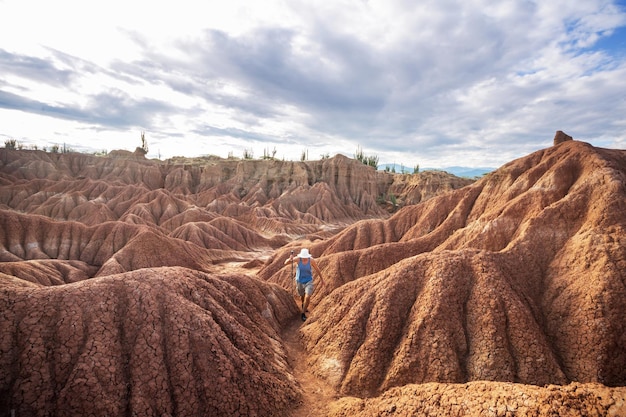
{"left": 1, "top": 0, "right": 625, "bottom": 168}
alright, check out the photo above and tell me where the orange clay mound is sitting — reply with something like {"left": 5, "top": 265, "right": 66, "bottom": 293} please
{"left": 261, "top": 141, "right": 626, "bottom": 398}
{"left": 2, "top": 140, "right": 624, "bottom": 416}
{"left": 0, "top": 267, "right": 300, "bottom": 417}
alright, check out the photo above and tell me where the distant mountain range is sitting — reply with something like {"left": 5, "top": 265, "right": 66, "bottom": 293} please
{"left": 379, "top": 164, "right": 495, "bottom": 178}
{"left": 428, "top": 166, "right": 495, "bottom": 178}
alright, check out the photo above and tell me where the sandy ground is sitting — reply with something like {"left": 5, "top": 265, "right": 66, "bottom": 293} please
{"left": 216, "top": 261, "right": 338, "bottom": 416}
{"left": 282, "top": 298, "right": 338, "bottom": 417}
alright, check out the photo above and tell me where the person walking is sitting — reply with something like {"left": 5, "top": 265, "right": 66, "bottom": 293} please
{"left": 285, "top": 248, "right": 324, "bottom": 321}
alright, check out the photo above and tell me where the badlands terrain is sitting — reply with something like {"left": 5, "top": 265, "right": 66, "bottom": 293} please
{"left": 0, "top": 137, "right": 625, "bottom": 416}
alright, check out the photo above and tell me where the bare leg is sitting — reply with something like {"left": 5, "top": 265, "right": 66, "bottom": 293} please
{"left": 303, "top": 294, "right": 311, "bottom": 314}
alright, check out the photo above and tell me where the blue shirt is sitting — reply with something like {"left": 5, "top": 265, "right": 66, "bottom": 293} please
{"left": 296, "top": 259, "right": 313, "bottom": 283}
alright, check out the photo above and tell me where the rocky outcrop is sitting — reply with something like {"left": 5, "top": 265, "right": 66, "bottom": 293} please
{"left": 0, "top": 149, "right": 470, "bottom": 226}
{"left": 261, "top": 140, "right": 626, "bottom": 396}
{"left": 387, "top": 169, "right": 474, "bottom": 207}
{"left": 0, "top": 267, "right": 300, "bottom": 417}
{"left": 0, "top": 149, "right": 469, "bottom": 277}
{"left": 1, "top": 140, "right": 624, "bottom": 416}
{"left": 328, "top": 382, "right": 626, "bottom": 417}
{"left": 554, "top": 130, "right": 573, "bottom": 145}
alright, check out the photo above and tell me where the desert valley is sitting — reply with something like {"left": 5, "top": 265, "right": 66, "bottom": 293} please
{"left": 0, "top": 136, "right": 625, "bottom": 416}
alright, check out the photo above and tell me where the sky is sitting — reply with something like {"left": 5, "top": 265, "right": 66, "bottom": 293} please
{"left": 1, "top": 0, "right": 625, "bottom": 169}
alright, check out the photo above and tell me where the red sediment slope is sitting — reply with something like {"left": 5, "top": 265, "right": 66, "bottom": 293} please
{"left": 261, "top": 141, "right": 626, "bottom": 397}
{"left": 0, "top": 267, "right": 300, "bottom": 416}
{"left": 2, "top": 141, "right": 624, "bottom": 416}
{"left": 327, "top": 381, "right": 626, "bottom": 416}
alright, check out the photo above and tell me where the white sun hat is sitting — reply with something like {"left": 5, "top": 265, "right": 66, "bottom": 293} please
{"left": 297, "top": 248, "right": 312, "bottom": 258}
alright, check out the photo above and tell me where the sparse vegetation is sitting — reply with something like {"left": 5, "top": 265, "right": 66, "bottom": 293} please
{"left": 48, "top": 143, "right": 73, "bottom": 153}
{"left": 376, "top": 192, "right": 400, "bottom": 212}
{"left": 262, "top": 147, "right": 277, "bottom": 160}
{"left": 301, "top": 149, "right": 308, "bottom": 161}
{"left": 243, "top": 148, "right": 254, "bottom": 159}
{"left": 383, "top": 163, "right": 420, "bottom": 175}
{"left": 138, "top": 131, "right": 148, "bottom": 155}
{"left": 390, "top": 193, "right": 397, "bottom": 209}
{"left": 355, "top": 146, "right": 364, "bottom": 162}
{"left": 355, "top": 145, "right": 379, "bottom": 168}
{"left": 4, "top": 139, "right": 17, "bottom": 149}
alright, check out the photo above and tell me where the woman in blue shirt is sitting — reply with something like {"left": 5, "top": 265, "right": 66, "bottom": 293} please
{"left": 285, "top": 248, "right": 325, "bottom": 321}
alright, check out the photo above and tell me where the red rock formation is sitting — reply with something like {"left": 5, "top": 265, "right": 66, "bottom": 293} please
{"left": 94, "top": 230, "right": 217, "bottom": 276}
{"left": 554, "top": 130, "right": 573, "bottom": 145}
{"left": 388, "top": 169, "right": 474, "bottom": 207}
{"left": 0, "top": 149, "right": 469, "bottom": 278}
{"left": 327, "top": 382, "right": 626, "bottom": 416}
{"left": 0, "top": 260, "right": 97, "bottom": 286}
{"left": 2, "top": 141, "right": 624, "bottom": 416}
{"left": 1, "top": 149, "right": 469, "bottom": 226}
{"left": 260, "top": 141, "right": 626, "bottom": 396}
{"left": 0, "top": 267, "right": 300, "bottom": 417}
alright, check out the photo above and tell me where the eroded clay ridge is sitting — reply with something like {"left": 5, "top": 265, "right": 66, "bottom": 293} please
{"left": 261, "top": 140, "right": 626, "bottom": 396}
{"left": 327, "top": 381, "right": 626, "bottom": 416}
{"left": 0, "top": 149, "right": 471, "bottom": 226}
{"left": 0, "top": 148, "right": 472, "bottom": 416}
{"left": 2, "top": 140, "right": 624, "bottom": 416}
{"left": 0, "top": 267, "right": 301, "bottom": 416}
{"left": 0, "top": 149, "right": 470, "bottom": 279}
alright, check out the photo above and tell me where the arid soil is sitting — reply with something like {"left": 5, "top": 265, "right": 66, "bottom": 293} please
{"left": 282, "top": 306, "right": 339, "bottom": 417}
{"left": 1, "top": 140, "right": 625, "bottom": 416}
{"left": 326, "top": 382, "right": 625, "bottom": 416}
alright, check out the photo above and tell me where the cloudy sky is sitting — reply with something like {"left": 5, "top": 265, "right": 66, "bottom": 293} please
{"left": 1, "top": 0, "right": 625, "bottom": 169}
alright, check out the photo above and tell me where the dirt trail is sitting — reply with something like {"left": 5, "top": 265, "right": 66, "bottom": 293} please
{"left": 282, "top": 309, "right": 338, "bottom": 417}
